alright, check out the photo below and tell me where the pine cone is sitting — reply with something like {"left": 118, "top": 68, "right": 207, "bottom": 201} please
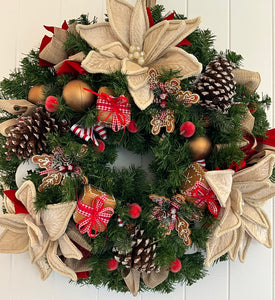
{"left": 194, "top": 56, "right": 236, "bottom": 113}
{"left": 113, "top": 226, "right": 159, "bottom": 274}
{"left": 5, "top": 107, "right": 70, "bottom": 160}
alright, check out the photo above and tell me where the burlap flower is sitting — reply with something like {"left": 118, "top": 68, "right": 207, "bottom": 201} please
{"left": 0, "top": 181, "right": 82, "bottom": 280}
{"left": 77, "top": 0, "right": 202, "bottom": 110}
{"left": 204, "top": 154, "right": 275, "bottom": 266}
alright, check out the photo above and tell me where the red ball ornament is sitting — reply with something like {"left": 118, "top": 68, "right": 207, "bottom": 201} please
{"left": 180, "top": 121, "right": 196, "bottom": 138}
{"left": 127, "top": 120, "right": 139, "bottom": 133}
{"left": 169, "top": 258, "right": 182, "bottom": 273}
{"left": 93, "top": 140, "right": 105, "bottom": 153}
{"left": 106, "top": 259, "right": 118, "bottom": 271}
{"left": 45, "top": 96, "right": 59, "bottom": 112}
{"left": 128, "top": 203, "right": 142, "bottom": 219}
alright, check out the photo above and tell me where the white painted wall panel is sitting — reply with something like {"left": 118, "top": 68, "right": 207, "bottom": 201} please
{"left": 0, "top": 1, "right": 274, "bottom": 300}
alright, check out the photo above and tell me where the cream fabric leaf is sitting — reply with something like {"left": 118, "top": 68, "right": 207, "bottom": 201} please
{"left": 35, "top": 254, "right": 52, "bottom": 281}
{"left": 58, "top": 234, "right": 82, "bottom": 259}
{"left": 229, "top": 225, "right": 245, "bottom": 261}
{"left": 129, "top": 85, "right": 154, "bottom": 110}
{"left": 142, "top": 268, "right": 169, "bottom": 288}
{"left": 107, "top": 0, "right": 133, "bottom": 48}
{"left": 47, "top": 241, "right": 78, "bottom": 281}
{"left": 41, "top": 202, "right": 76, "bottom": 241}
{"left": 242, "top": 207, "right": 272, "bottom": 248}
{"left": 77, "top": 23, "right": 117, "bottom": 49}
{"left": 205, "top": 230, "right": 237, "bottom": 267}
{"left": 16, "top": 181, "right": 40, "bottom": 225}
{"left": 233, "top": 154, "right": 275, "bottom": 182}
{"left": 230, "top": 188, "right": 243, "bottom": 215}
{"left": 238, "top": 232, "right": 252, "bottom": 262}
{"left": 0, "top": 214, "right": 26, "bottom": 232}
{"left": 181, "top": 17, "right": 202, "bottom": 40}
{"left": 64, "top": 258, "right": 93, "bottom": 272}
{"left": 122, "top": 59, "right": 149, "bottom": 89}
{"left": 0, "top": 229, "right": 29, "bottom": 253}
{"left": 99, "top": 42, "right": 128, "bottom": 60}
{"left": 205, "top": 170, "right": 234, "bottom": 207}
{"left": 149, "top": 47, "right": 202, "bottom": 80}
{"left": 81, "top": 51, "right": 122, "bottom": 74}
{"left": 123, "top": 269, "right": 140, "bottom": 297}
{"left": 130, "top": 0, "right": 148, "bottom": 49}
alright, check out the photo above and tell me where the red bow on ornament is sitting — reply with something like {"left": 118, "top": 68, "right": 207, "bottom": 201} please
{"left": 85, "top": 88, "right": 131, "bottom": 132}
{"left": 185, "top": 181, "right": 220, "bottom": 217}
{"left": 76, "top": 194, "right": 114, "bottom": 237}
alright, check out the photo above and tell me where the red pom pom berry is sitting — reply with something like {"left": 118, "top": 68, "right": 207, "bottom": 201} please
{"left": 127, "top": 120, "right": 139, "bottom": 133}
{"left": 93, "top": 140, "right": 105, "bottom": 153}
{"left": 128, "top": 203, "right": 142, "bottom": 219}
{"left": 180, "top": 121, "right": 196, "bottom": 138}
{"left": 45, "top": 96, "right": 59, "bottom": 112}
{"left": 106, "top": 259, "right": 118, "bottom": 271}
{"left": 169, "top": 258, "right": 182, "bottom": 273}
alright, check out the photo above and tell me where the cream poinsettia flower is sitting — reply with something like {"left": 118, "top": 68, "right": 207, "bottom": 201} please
{"left": 204, "top": 154, "right": 275, "bottom": 267}
{"left": 77, "top": 0, "right": 202, "bottom": 110}
{"left": 0, "top": 181, "right": 82, "bottom": 280}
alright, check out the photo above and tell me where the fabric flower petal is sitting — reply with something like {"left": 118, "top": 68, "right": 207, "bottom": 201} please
{"left": 47, "top": 241, "right": 78, "bottom": 281}
{"left": 238, "top": 232, "right": 252, "bottom": 262}
{"left": 99, "top": 42, "right": 128, "bottom": 60}
{"left": 58, "top": 233, "right": 82, "bottom": 260}
{"left": 149, "top": 47, "right": 202, "bottom": 80}
{"left": 41, "top": 202, "right": 76, "bottom": 241}
{"left": 129, "top": 0, "right": 148, "bottom": 49}
{"left": 81, "top": 50, "right": 122, "bottom": 74}
{"left": 106, "top": 0, "right": 134, "bottom": 48}
{"left": 181, "top": 17, "right": 201, "bottom": 40}
{"left": 77, "top": 22, "right": 117, "bottom": 49}
{"left": 0, "top": 229, "right": 29, "bottom": 253}
{"left": 35, "top": 254, "right": 52, "bottom": 281}
{"left": 229, "top": 224, "right": 245, "bottom": 261}
{"left": 0, "top": 214, "right": 27, "bottom": 232}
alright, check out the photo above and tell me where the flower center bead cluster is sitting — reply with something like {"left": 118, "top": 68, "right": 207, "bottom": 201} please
{"left": 128, "top": 45, "right": 145, "bottom": 65}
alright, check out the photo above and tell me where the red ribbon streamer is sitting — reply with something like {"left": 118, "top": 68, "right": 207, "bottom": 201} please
{"left": 3, "top": 190, "right": 28, "bottom": 214}
{"left": 84, "top": 88, "right": 130, "bottom": 132}
{"left": 76, "top": 194, "right": 114, "bottom": 238}
{"left": 186, "top": 181, "right": 220, "bottom": 217}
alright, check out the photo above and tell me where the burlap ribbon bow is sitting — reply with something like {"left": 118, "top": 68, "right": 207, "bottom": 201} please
{"left": 204, "top": 154, "right": 275, "bottom": 266}
{"left": 0, "top": 181, "right": 83, "bottom": 280}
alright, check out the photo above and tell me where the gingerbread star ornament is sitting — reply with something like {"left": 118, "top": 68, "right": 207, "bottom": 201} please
{"left": 77, "top": 0, "right": 202, "bottom": 110}
{"left": 0, "top": 181, "right": 82, "bottom": 280}
{"left": 204, "top": 154, "right": 275, "bottom": 267}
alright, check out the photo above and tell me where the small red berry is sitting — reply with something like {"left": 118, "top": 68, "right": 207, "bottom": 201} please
{"left": 180, "top": 121, "right": 196, "bottom": 138}
{"left": 160, "top": 99, "right": 168, "bottom": 108}
{"left": 127, "top": 120, "right": 139, "bottom": 133}
{"left": 248, "top": 102, "right": 257, "bottom": 114}
{"left": 45, "top": 96, "right": 59, "bottom": 112}
{"left": 128, "top": 203, "right": 142, "bottom": 219}
{"left": 169, "top": 258, "right": 182, "bottom": 273}
{"left": 106, "top": 259, "right": 118, "bottom": 271}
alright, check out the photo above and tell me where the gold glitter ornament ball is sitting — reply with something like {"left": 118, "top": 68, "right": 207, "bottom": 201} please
{"left": 62, "top": 80, "right": 96, "bottom": 112}
{"left": 28, "top": 85, "right": 46, "bottom": 104}
{"left": 189, "top": 137, "right": 212, "bottom": 160}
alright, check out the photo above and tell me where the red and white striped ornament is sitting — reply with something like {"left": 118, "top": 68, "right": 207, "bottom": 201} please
{"left": 71, "top": 124, "right": 107, "bottom": 147}
{"left": 160, "top": 133, "right": 166, "bottom": 142}
{"left": 117, "top": 215, "right": 124, "bottom": 227}
{"left": 196, "top": 159, "right": 206, "bottom": 168}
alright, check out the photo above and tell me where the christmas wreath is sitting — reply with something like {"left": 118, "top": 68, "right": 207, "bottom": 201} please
{"left": 0, "top": 0, "right": 275, "bottom": 296}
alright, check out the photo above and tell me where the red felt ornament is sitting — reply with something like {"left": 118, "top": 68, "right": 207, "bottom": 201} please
{"left": 127, "top": 120, "right": 139, "bottom": 133}
{"left": 180, "top": 121, "right": 196, "bottom": 138}
{"left": 45, "top": 96, "right": 59, "bottom": 112}
{"left": 128, "top": 203, "right": 142, "bottom": 219}
{"left": 106, "top": 258, "right": 119, "bottom": 271}
{"left": 169, "top": 258, "right": 182, "bottom": 273}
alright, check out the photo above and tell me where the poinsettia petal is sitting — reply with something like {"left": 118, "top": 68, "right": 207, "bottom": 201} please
{"left": 107, "top": 0, "right": 133, "bottom": 48}
{"left": 81, "top": 50, "right": 122, "bottom": 74}
{"left": 149, "top": 47, "right": 202, "bottom": 80}
{"left": 35, "top": 254, "right": 52, "bottom": 281}
{"left": 130, "top": 0, "right": 148, "bottom": 49}
{"left": 0, "top": 214, "right": 27, "bottom": 232}
{"left": 229, "top": 224, "right": 245, "bottom": 261}
{"left": 238, "top": 232, "right": 252, "bottom": 262}
{"left": 58, "top": 234, "right": 82, "bottom": 260}
{"left": 205, "top": 169, "right": 234, "bottom": 207}
{"left": 205, "top": 230, "right": 237, "bottom": 267}
{"left": 99, "top": 42, "right": 128, "bottom": 60}
{"left": 241, "top": 205, "right": 272, "bottom": 248}
{"left": 41, "top": 202, "right": 76, "bottom": 241}
{"left": 0, "top": 229, "right": 29, "bottom": 253}
{"left": 233, "top": 154, "right": 275, "bottom": 182}
{"left": 47, "top": 241, "right": 78, "bottom": 281}
{"left": 181, "top": 17, "right": 201, "bottom": 40}
{"left": 77, "top": 22, "right": 117, "bottom": 49}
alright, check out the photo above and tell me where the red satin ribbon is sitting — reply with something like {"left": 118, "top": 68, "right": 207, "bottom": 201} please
{"left": 3, "top": 190, "right": 28, "bottom": 214}
{"left": 186, "top": 181, "right": 220, "bottom": 217}
{"left": 76, "top": 194, "right": 114, "bottom": 238}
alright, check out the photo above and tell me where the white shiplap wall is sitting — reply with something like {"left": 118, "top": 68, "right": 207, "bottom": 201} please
{"left": 0, "top": 1, "right": 274, "bottom": 299}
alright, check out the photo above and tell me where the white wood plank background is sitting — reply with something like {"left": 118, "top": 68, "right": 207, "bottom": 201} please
{"left": 0, "top": 1, "right": 274, "bottom": 299}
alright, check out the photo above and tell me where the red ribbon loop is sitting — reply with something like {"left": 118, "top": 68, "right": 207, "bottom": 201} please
{"left": 186, "top": 181, "right": 220, "bottom": 217}
{"left": 76, "top": 194, "right": 114, "bottom": 237}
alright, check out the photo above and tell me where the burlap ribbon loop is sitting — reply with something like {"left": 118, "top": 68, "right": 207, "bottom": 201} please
{"left": 146, "top": 0, "right": 156, "bottom": 7}
{"left": 0, "top": 99, "right": 36, "bottom": 137}
{"left": 232, "top": 69, "right": 261, "bottom": 94}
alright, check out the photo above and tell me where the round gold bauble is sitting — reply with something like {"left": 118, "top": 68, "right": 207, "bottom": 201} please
{"left": 28, "top": 85, "right": 46, "bottom": 104}
{"left": 62, "top": 80, "right": 96, "bottom": 112}
{"left": 189, "top": 136, "right": 212, "bottom": 160}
